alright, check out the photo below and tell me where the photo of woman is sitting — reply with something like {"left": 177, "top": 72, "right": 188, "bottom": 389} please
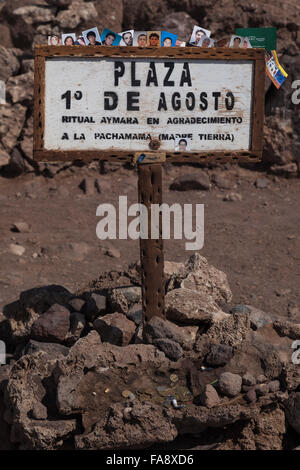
{"left": 62, "top": 34, "right": 76, "bottom": 46}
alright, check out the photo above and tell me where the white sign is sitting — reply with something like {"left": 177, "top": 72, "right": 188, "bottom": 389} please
{"left": 44, "top": 57, "right": 254, "bottom": 152}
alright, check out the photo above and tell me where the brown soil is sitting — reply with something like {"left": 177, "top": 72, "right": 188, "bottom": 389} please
{"left": 0, "top": 164, "right": 299, "bottom": 318}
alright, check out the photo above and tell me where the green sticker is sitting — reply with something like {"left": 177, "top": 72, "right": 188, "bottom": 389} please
{"left": 235, "top": 27, "right": 277, "bottom": 50}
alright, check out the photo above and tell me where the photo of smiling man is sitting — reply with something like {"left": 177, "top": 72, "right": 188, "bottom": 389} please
{"left": 82, "top": 27, "right": 102, "bottom": 45}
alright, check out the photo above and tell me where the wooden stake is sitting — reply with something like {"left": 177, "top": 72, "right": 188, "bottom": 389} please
{"left": 138, "top": 163, "right": 165, "bottom": 322}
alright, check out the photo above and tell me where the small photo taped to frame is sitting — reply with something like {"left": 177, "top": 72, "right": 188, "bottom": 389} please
{"left": 175, "top": 137, "right": 191, "bottom": 152}
{"left": 241, "top": 37, "right": 252, "bottom": 48}
{"left": 74, "top": 36, "right": 86, "bottom": 46}
{"left": 119, "top": 30, "right": 134, "bottom": 46}
{"left": 229, "top": 35, "right": 244, "bottom": 48}
{"left": 133, "top": 31, "right": 147, "bottom": 47}
{"left": 101, "top": 28, "right": 122, "bottom": 46}
{"left": 147, "top": 31, "right": 161, "bottom": 47}
{"left": 62, "top": 33, "right": 76, "bottom": 46}
{"left": 161, "top": 31, "right": 177, "bottom": 47}
{"left": 82, "top": 27, "right": 102, "bottom": 45}
{"left": 48, "top": 35, "right": 61, "bottom": 45}
{"left": 199, "top": 36, "right": 215, "bottom": 48}
{"left": 189, "top": 25, "right": 211, "bottom": 46}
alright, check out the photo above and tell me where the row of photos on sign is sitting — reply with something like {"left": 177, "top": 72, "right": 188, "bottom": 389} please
{"left": 48, "top": 25, "right": 253, "bottom": 49}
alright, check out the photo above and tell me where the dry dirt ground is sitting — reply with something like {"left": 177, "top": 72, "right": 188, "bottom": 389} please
{"left": 0, "top": 163, "right": 299, "bottom": 318}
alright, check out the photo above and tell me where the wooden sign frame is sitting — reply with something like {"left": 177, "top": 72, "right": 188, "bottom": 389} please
{"left": 34, "top": 45, "right": 265, "bottom": 164}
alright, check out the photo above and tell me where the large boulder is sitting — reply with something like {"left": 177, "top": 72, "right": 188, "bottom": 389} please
{"left": 165, "top": 288, "right": 228, "bottom": 325}
{"left": 168, "top": 253, "right": 233, "bottom": 306}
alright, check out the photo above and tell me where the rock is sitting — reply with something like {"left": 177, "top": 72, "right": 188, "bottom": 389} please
{"left": 13, "top": 5, "right": 55, "bottom": 25}
{"left": 82, "top": 293, "right": 106, "bottom": 321}
{"left": 11, "top": 222, "right": 30, "bottom": 233}
{"left": 199, "top": 384, "right": 221, "bottom": 408}
{"left": 166, "top": 288, "right": 228, "bottom": 325}
{"left": 270, "top": 163, "right": 298, "bottom": 177}
{"left": 126, "top": 304, "right": 143, "bottom": 325}
{"left": 56, "top": 1, "right": 98, "bottom": 29}
{"left": 285, "top": 392, "right": 300, "bottom": 435}
{"left": 170, "top": 253, "right": 233, "bottom": 305}
{"left": 273, "top": 320, "right": 300, "bottom": 340}
{"left": 45, "top": 0, "right": 72, "bottom": 7}
{"left": 5, "top": 352, "right": 77, "bottom": 449}
{"left": 0, "top": 46, "right": 20, "bottom": 81}
{"left": 212, "top": 173, "right": 234, "bottom": 189}
{"left": 7, "top": 147, "right": 25, "bottom": 176}
{"left": 0, "top": 104, "right": 26, "bottom": 153}
{"left": 6, "top": 72, "right": 34, "bottom": 105}
{"left": 143, "top": 316, "right": 198, "bottom": 350}
{"left": 255, "top": 177, "right": 270, "bottom": 189}
{"left": 0, "top": 149, "right": 10, "bottom": 167}
{"left": 218, "top": 372, "right": 242, "bottom": 398}
{"left": 65, "top": 312, "right": 85, "bottom": 346}
{"left": 170, "top": 172, "right": 210, "bottom": 191}
{"left": 244, "top": 305, "right": 273, "bottom": 330}
{"left": 75, "top": 401, "right": 178, "bottom": 450}
{"left": 31, "top": 402, "right": 47, "bottom": 420}
{"left": 9, "top": 243, "right": 25, "bottom": 256}
{"left": 68, "top": 297, "right": 85, "bottom": 313}
{"left": 206, "top": 313, "right": 251, "bottom": 348}
{"left": 21, "top": 58, "right": 34, "bottom": 74}
{"left": 164, "top": 261, "right": 184, "bottom": 279}
{"left": 257, "top": 374, "right": 268, "bottom": 384}
{"left": 231, "top": 304, "right": 251, "bottom": 315}
{"left": 23, "top": 340, "right": 69, "bottom": 358}
{"left": 223, "top": 192, "right": 242, "bottom": 202}
{"left": 268, "top": 380, "right": 280, "bottom": 393}
{"left": 158, "top": 11, "right": 197, "bottom": 39}
{"left": 152, "top": 338, "right": 183, "bottom": 361}
{"left": 255, "top": 383, "right": 270, "bottom": 397}
{"left": 0, "top": 364, "right": 12, "bottom": 393}
{"left": 242, "top": 373, "right": 256, "bottom": 387}
{"left": 20, "top": 285, "right": 73, "bottom": 314}
{"left": 31, "top": 304, "right": 70, "bottom": 343}
{"left": 93, "top": 313, "right": 136, "bottom": 346}
{"left": 205, "top": 344, "right": 233, "bottom": 367}
{"left": 245, "top": 388, "right": 257, "bottom": 403}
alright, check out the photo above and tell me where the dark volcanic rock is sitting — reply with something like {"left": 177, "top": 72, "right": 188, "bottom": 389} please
{"left": 31, "top": 304, "right": 70, "bottom": 343}
{"left": 205, "top": 343, "right": 233, "bottom": 367}
{"left": 20, "top": 285, "right": 73, "bottom": 314}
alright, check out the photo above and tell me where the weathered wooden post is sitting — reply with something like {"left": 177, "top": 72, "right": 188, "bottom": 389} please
{"left": 33, "top": 45, "right": 265, "bottom": 324}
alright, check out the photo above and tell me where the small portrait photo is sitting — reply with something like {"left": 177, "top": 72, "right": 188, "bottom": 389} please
{"left": 199, "top": 36, "right": 215, "bottom": 48}
{"left": 229, "top": 35, "right": 243, "bottom": 48}
{"left": 241, "top": 36, "right": 252, "bottom": 48}
{"left": 133, "top": 31, "right": 147, "bottom": 47}
{"left": 175, "top": 39, "right": 186, "bottom": 47}
{"left": 189, "top": 25, "right": 211, "bottom": 46}
{"left": 74, "top": 36, "right": 86, "bottom": 46}
{"left": 48, "top": 35, "right": 61, "bottom": 45}
{"left": 101, "top": 28, "right": 121, "bottom": 46}
{"left": 175, "top": 137, "right": 191, "bottom": 152}
{"left": 216, "top": 37, "right": 230, "bottom": 48}
{"left": 119, "top": 30, "right": 134, "bottom": 46}
{"left": 82, "top": 27, "right": 102, "bottom": 45}
{"left": 147, "top": 31, "right": 161, "bottom": 47}
{"left": 62, "top": 33, "right": 76, "bottom": 46}
{"left": 161, "top": 31, "right": 177, "bottom": 47}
